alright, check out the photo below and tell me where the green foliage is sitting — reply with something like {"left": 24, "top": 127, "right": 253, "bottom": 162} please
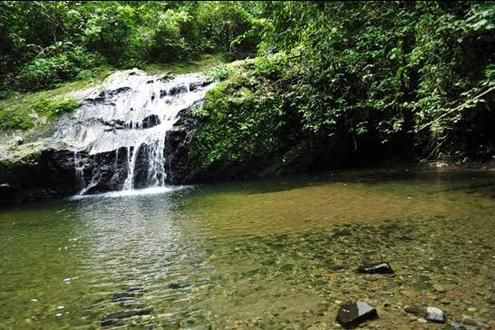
{"left": 191, "top": 59, "right": 285, "bottom": 169}
{"left": 196, "top": 1, "right": 261, "bottom": 58}
{"left": 0, "top": 107, "right": 34, "bottom": 130}
{"left": 19, "top": 43, "right": 100, "bottom": 90}
{"left": 205, "top": 64, "right": 233, "bottom": 81}
{"left": 0, "top": 95, "right": 79, "bottom": 131}
{"left": 32, "top": 97, "right": 79, "bottom": 119}
{"left": 147, "top": 9, "right": 199, "bottom": 62}
{"left": 1, "top": 0, "right": 494, "bottom": 166}
{"left": 0, "top": 65, "right": 111, "bottom": 131}
{"left": 257, "top": 1, "right": 495, "bottom": 159}
{"left": 83, "top": 2, "right": 137, "bottom": 65}
{"left": 192, "top": 1, "right": 495, "bottom": 172}
{"left": 0, "top": 1, "right": 260, "bottom": 91}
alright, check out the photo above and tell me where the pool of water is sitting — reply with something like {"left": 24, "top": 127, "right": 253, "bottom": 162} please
{"left": 0, "top": 168, "right": 494, "bottom": 329}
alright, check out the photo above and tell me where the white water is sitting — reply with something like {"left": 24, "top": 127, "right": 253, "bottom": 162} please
{"left": 69, "top": 185, "right": 189, "bottom": 200}
{"left": 55, "top": 69, "right": 214, "bottom": 195}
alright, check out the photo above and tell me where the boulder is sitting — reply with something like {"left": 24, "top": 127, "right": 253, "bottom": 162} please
{"left": 335, "top": 301, "right": 378, "bottom": 329}
{"left": 426, "top": 306, "right": 447, "bottom": 323}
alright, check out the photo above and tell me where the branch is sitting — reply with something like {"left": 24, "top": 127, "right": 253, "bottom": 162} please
{"left": 416, "top": 86, "right": 495, "bottom": 132}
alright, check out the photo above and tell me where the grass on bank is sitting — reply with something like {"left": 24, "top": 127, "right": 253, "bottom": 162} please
{"left": 0, "top": 66, "right": 113, "bottom": 131}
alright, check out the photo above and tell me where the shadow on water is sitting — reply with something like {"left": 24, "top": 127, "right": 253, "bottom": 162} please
{"left": 216, "top": 166, "right": 495, "bottom": 198}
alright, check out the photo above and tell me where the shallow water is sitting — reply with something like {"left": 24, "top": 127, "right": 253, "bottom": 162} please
{"left": 0, "top": 168, "right": 494, "bottom": 329}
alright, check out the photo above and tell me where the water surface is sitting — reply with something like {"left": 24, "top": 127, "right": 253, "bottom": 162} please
{"left": 1, "top": 168, "right": 494, "bottom": 329}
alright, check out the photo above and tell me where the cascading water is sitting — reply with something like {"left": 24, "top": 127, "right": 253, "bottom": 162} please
{"left": 55, "top": 69, "right": 214, "bottom": 195}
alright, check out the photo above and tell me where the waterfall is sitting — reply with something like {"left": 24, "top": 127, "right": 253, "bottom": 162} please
{"left": 55, "top": 69, "right": 214, "bottom": 195}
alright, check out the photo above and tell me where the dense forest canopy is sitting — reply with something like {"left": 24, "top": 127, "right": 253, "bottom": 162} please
{"left": 1, "top": 1, "right": 494, "bottom": 172}
{"left": 0, "top": 1, "right": 260, "bottom": 90}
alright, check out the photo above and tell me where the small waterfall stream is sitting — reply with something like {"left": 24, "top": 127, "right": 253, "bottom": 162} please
{"left": 55, "top": 69, "right": 214, "bottom": 195}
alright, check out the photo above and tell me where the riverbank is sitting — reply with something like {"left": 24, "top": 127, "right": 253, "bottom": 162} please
{"left": 1, "top": 52, "right": 494, "bottom": 205}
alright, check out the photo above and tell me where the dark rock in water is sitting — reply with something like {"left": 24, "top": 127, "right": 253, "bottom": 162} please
{"left": 160, "top": 89, "right": 167, "bottom": 98}
{"left": 107, "top": 87, "right": 132, "bottom": 98}
{"left": 168, "top": 84, "right": 187, "bottom": 96}
{"left": 487, "top": 295, "right": 495, "bottom": 305}
{"left": 336, "top": 301, "right": 378, "bottom": 329}
{"left": 404, "top": 305, "right": 424, "bottom": 316}
{"left": 158, "top": 73, "right": 173, "bottom": 82}
{"left": 332, "top": 228, "right": 352, "bottom": 237}
{"left": 163, "top": 104, "right": 202, "bottom": 184}
{"left": 101, "top": 308, "right": 152, "bottom": 327}
{"left": 357, "top": 262, "right": 394, "bottom": 274}
{"left": 189, "top": 79, "right": 212, "bottom": 91}
{"left": 141, "top": 114, "right": 160, "bottom": 129}
{"left": 167, "top": 282, "right": 188, "bottom": 289}
{"left": 0, "top": 147, "right": 83, "bottom": 204}
{"left": 100, "top": 119, "right": 126, "bottom": 130}
{"left": 399, "top": 235, "right": 414, "bottom": 241}
{"left": 101, "top": 318, "right": 122, "bottom": 327}
{"left": 426, "top": 306, "right": 446, "bottom": 323}
{"left": 79, "top": 146, "right": 130, "bottom": 194}
{"left": 14, "top": 136, "right": 24, "bottom": 145}
{"left": 112, "top": 292, "right": 136, "bottom": 302}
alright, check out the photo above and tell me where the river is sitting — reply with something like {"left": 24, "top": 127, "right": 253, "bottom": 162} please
{"left": 0, "top": 167, "right": 494, "bottom": 328}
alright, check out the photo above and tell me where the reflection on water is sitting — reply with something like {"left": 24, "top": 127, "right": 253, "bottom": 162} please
{"left": 0, "top": 168, "right": 494, "bottom": 329}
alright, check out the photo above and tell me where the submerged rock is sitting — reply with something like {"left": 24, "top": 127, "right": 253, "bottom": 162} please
{"left": 101, "top": 308, "right": 152, "bottom": 327}
{"left": 404, "top": 305, "right": 424, "bottom": 316}
{"left": 444, "top": 322, "right": 481, "bottom": 330}
{"left": 426, "top": 306, "right": 447, "bottom": 323}
{"left": 167, "top": 282, "right": 189, "bottom": 289}
{"left": 357, "top": 262, "right": 394, "bottom": 274}
{"left": 335, "top": 301, "right": 378, "bottom": 328}
{"left": 404, "top": 305, "right": 447, "bottom": 324}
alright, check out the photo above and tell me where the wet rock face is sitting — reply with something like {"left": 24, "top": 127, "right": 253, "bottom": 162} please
{"left": 189, "top": 78, "right": 213, "bottom": 92}
{"left": 79, "top": 147, "right": 130, "bottom": 194}
{"left": 0, "top": 148, "right": 80, "bottom": 204}
{"left": 0, "top": 70, "right": 215, "bottom": 203}
{"left": 164, "top": 110, "right": 200, "bottom": 185}
{"left": 357, "top": 262, "right": 394, "bottom": 274}
{"left": 335, "top": 301, "right": 378, "bottom": 328}
{"left": 168, "top": 84, "right": 188, "bottom": 96}
{"left": 141, "top": 114, "right": 160, "bottom": 129}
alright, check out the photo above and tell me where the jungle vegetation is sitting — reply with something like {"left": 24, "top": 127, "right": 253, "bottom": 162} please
{"left": 1, "top": 1, "right": 494, "bottom": 173}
